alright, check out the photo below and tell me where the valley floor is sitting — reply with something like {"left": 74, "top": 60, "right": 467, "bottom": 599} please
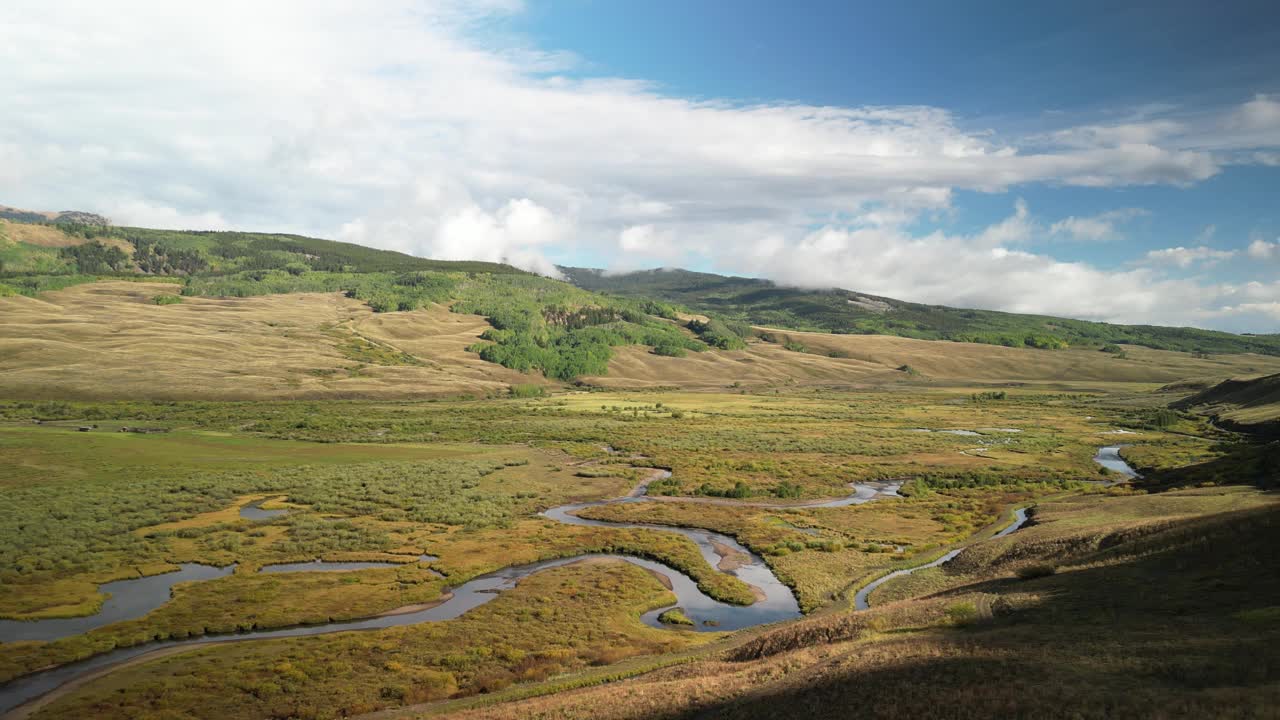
{"left": 0, "top": 381, "right": 1274, "bottom": 719}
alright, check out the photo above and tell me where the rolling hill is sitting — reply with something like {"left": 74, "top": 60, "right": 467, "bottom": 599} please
{"left": 4, "top": 211, "right": 1280, "bottom": 399}
{"left": 559, "top": 266, "right": 1280, "bottom": 356}
{"left": 1174, "top": 372, "right": 1280, "bottom": 436}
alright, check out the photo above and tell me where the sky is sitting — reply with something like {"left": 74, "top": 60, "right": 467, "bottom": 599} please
{"left": 2, "top": 1, "right": 1279, "bottom": 332}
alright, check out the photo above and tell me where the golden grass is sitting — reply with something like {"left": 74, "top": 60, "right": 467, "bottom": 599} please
{"left": 587, "top": 328, "right": 1280, "bottom": 391}
{"left": 31, "top": 561, "right": 714, "bottom": 720}
{"left": 136, "top": 494, "right": 280, "bottom": 536}
{"left": 0, "top": 220, "right": 132, "bottom": 252}
{"left": 0, "top": 282, "right": 539, "bottom": 400}
{"left": 401, "top": 487, "right": 1280, "bottom": 720}
{"left": 4, "top": 281, "right": 1279, "bottom": 400}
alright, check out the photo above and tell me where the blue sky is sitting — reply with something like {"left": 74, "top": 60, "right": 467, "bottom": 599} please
{"left": 518, "top": 1, "right": 1279, "bottom": 113}
{"left": 513, "top": 0, "right": 1280, "bottom": 272}
{"left": 2, "top": 1, "right": 1279, "bottom": 330}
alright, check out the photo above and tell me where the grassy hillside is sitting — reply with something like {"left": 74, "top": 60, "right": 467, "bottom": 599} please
{"left": 5, "top": 281, "right": 1280, "bottom": 400}
{"left": 1174, "top": 372, "right": 1280, "bottom": 435}
{"left": 4, "top": 215, "right": 1279, "bottom": 392}
{"left": 561, "top": 266, "right": 1280, "bottom": 356}
{"left": 0, "top": 220, "right": 708, "bottom": 382}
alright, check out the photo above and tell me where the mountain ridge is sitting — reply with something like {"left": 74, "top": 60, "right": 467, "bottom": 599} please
{"left": 559, "top": 265, "right": 1280, "bottom": 356}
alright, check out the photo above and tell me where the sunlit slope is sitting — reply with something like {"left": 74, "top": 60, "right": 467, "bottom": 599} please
{"left": 1174, "top": 372, "right": 1280, "bottom": 432}
{"left": 561, "top": 266, "right": 1280, "bottom": 356}
{"left": 5, "top": 281, "right": 1280, "bottom": 400}
{"left": 0, "top": 281, "right": 540, "bottom": 400}
{"left": 585, "top": 326, "right": 1280, "bottom": 389}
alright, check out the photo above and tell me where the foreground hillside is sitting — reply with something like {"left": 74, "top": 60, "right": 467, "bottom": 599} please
{"left": 1175, "top": 372, "right": 1280, "bottom": 436}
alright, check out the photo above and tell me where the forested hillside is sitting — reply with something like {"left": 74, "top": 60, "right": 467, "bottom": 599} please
{"left": 561, "top": 267, "right": 1280, "bottom": 356}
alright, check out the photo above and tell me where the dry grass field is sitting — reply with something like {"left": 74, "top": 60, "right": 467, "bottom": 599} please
{"left": 6, "top": 280, "right": 1277, "bottom": 401}
{"left": 0, "top": 282, "right": 540, "bottom": 400}
{"left": 588, "top": 326, "right": 1280, "bottom": 391}
{"left": 0, "top": 220, "right": 131, "bottom": 252}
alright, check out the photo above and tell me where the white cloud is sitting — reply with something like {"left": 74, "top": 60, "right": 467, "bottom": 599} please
{"left": 1, "top": 1, "right": 1278, "bottom": 330}
{"left": 1229, "top": 94, "right": 1280, "bottom": 134}
{"left": 110, "top": 200, "right": 231, "bottom": 231}
{"left": 727, "top": 204, "right": 1201, "bottom": 325}
{"left": 1248, "top": 238, "right": 1279, "bottom": 260}
{"left": 1142, "top": 246, "right": 1237, "bottom": 269}
{"left": 1050, "top": 120, "right": 1183, "bottom": 148}
{"left": 1049, "top": 208, "right": 1148, "bottom": 242}
{"left": 974, "top": 198, "right": 1034, "bottom": 246}
{"left": 711, "top": 201, "right": 1277, "bottom": 332}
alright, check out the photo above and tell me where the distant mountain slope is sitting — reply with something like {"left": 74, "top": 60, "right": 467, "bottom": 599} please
{"left": 1174, "top": 372, "right": 1280, "bottom": 435}
{"left": 560, "top": 266, "right": 1280, "bottom": 357}
{"left": 0, "top": 204, "right": 110, "bottom": 226}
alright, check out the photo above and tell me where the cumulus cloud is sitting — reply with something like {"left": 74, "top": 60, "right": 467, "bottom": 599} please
{"left": 723, "top": 203, "right": 1169, "bottom": 323}
{"left": 1248, "top": 238, "right": 1279, "bottom": 260}
{"left": 1228, "top": 94, "right": 1280, "bottom": 137}
{"left": 721, "top": 202, "right": 1277, "bottom": 331}
{"left": 1, "top": 1, "right": 1278, "bottom": 329}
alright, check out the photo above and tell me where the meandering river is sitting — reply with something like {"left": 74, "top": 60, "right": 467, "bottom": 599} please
{"left": 0, "top": 449, "right": 1138, "bottom": 716}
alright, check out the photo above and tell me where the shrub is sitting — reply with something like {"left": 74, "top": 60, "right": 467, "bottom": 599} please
{"left": 379, "top": 685, "right": 408, "bottom": 701}
{"left": 772, "top": 481, "right": 803, "bottom": 499}
{"left": 657, "top": 608, "right": 694, "bottom": 626}
{"left": 652, "top": 341, "right": 687, "bottom": 358}
{"left": 1024, "top": 334, "right": 1068, "bottom": 350}
{"left": 1147, "top": 408, "right": 1180, "bottom": 430}
{"left": 696, "top": 480, "right": 752, "bottom": 498}
{"left": 1016, "top": 562, "right": 1057, "bottom": 580}
{"left": 508, "top": 384, "right": 545, "bottom": 398}
{"left": 687, "top": 318, "right": 747, "bottom": 350}
{"left": 945, "top": 601, "right": 979, "bottom": 626}
{"left": 152, "top": 294, "right": 183, "bottom": 305}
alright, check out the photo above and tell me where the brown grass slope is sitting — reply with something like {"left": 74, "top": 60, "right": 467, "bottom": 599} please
{"left": 1173, "top": 372, "right": 1280, "bottom": 435}
{"left": 0, "top": 281, "right": 541, "bottom": 400}
{"left": 4, "top": 281, "right": 1280, "bottom": 399}
{"left": 0, "top": 219, "right": 131, "bottom": 252}
{"left": 424, "top": 486, "right": 1280, "bottom": 720}
{"left": 588, "top": 328, "right": 1280, "bottom": 391}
